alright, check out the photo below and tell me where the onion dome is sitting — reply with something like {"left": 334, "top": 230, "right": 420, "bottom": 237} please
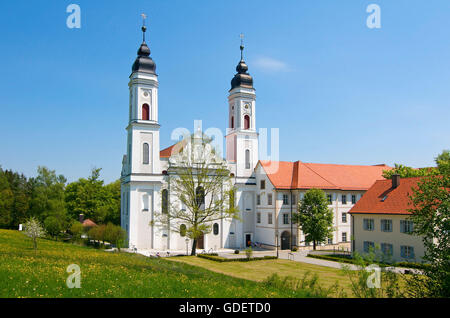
{"left": 132, "top": 25, "right": 156, "bottom": 74}
{"left": 230, "top": 42, "right": 253, "bottom": 90}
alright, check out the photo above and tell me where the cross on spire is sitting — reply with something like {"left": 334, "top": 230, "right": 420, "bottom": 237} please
{"left": 141, "top": 13, "right": 147, "bottom": 42}
{"left": 240, "top": 33, "right": 244, "bottom": 60}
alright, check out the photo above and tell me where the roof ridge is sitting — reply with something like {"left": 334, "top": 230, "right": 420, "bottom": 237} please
{"left": 301, "top": 162, "right": 338, "bottom": 188}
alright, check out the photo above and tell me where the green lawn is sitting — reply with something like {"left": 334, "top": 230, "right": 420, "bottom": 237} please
{"left": 0, "top": 229, "right": 313, "bottom": 298}
{"left": 169, "top": 255, "right": 354, "bottom": 297}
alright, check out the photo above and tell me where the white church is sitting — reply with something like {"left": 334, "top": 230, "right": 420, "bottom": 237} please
{"left": 120, "top": 25, "right": 390, "bottom": 252}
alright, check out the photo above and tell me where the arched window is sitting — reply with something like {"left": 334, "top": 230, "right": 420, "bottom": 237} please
{"left": 231, "top": 116, "right": 234, "bottom": 129}
{"left": 245, "top": 149, "right": 250, "bottom": 169}
{"left": 162, "top": 189, "right": 168, "bottom": 214}
{"left": 142, "top": 104, "right": 150, "bottom": 120}
{"left": 196, "top": 186, "right": 205, "bottom": 208}
{"left": 213, "top": 223, "right": 219, "bottom": 235}
{"left": 143, "top": 143, "right": 149, "bottom": 165}
{"left": 180, "top": 224, "right": 186, "bottom": 237}
{"left": 244, "top": 115, "right": 250, "bottom": 130}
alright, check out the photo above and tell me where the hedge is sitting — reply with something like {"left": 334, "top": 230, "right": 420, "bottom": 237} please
{"left": 197, "top": 254, "right": 278, "bottom": 262}
{"left": 307, "top": 254, "right": 430, "bottom": 270}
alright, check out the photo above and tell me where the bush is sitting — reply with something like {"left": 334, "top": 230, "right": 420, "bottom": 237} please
{"left": 234, "top": 250, "right": 240, "bottom": 254}
{"left": 103, "top": 223, "right": 127, "bottom": 251}
{"left": 264, "top": 272, "right": 343, "bottom": 298}
{"left": 69, "top": 222, "right": 83, "bottom": 243}
{"left": 292, "top": 247, "right": 298, "bottom": 252}
{"left": 245, "top": 247, "right": 253, "bottom": 259}
{"left": 44, "top": 216, "right": 63, "bottom": 240}
{"left": 197, "top": 254, "right": 277, "bottom": 262}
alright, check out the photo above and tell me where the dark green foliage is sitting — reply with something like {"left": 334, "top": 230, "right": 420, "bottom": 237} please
{"left": 292, "top": 189, "right": 333, "bottom": 250}
{"left": 197, "top": 254, "right": 277, "bottom": 262}
{"left": 65, "top": 168, "right": 120, "bottom": 225}
{"left": 43, "top": 216, "right": 63, "bottom": 239}
{"left": 404, "top": 150, "right": 450, "bottom": 298}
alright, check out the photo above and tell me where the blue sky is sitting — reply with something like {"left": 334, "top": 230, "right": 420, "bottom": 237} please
{"left": 0, "top": 0, "right": 449, "bottom": 183}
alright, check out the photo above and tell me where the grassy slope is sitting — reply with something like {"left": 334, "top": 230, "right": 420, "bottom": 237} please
{"left": 169, "top": 256, "right": 354, "bottom": 297}
{"left": 0, "top": 230, "right": 312, "bottom": 298}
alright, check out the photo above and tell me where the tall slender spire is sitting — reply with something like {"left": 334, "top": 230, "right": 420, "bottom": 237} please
{"left": 131, "top": 13, "right": 156, "bottom": 74}
{"left": 141, "top": 13, "right": 147, "bottom": 42}
{"left": 230, "top": 34, "right": 253, "bottom": 90}
{"left": 240, "top": 33, "right": 244, "bottom": 61}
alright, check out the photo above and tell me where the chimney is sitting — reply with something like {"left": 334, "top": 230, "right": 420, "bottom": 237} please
{"left": 392, "top": 174, "right": 400, "bottom": 189}
{"left": 79, "top": 214, "right": 85, "bottom": 224}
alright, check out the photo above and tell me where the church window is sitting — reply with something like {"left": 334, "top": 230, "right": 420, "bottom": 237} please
{"left": 244, "top": 115, "right": 250, "bottom": 129}
{"left": 143, "top": 143, "right": 150, "bottom": 165}
{"left": 231, "top": 116, "right": 234, "bottom": 129}
{"left": 245, "top": 149, "right": 250, "bottom": 169}
{"left": 213, "top": 223, "right": 219, "bottom": 235}
{"left": 196, "top": 186, "right": 205, "bottom": 208}
{"left": 180, "top": 224, "right": 186, "bottom": 237}
{"left": 142, "top": 103, "right": 150, "bottom": 120}
{"left": 162, "top": 189, "right": 169, "bottom": 214}
{"left": 260, "top": 180, "right": 265, "bottom": 190}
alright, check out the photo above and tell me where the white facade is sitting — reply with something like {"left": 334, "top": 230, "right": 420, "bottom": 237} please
{"left": 121, "top": 34, "right": 377, "bottom": 252}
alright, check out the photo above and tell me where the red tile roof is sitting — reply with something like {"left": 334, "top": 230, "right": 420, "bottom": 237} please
{"left": 82, "top": 219, "right": 97, "bottom": 227}
{"left": 349, "top": 177, "right": 423, "bottom": 215}
{"left": 259, "top": 160, "right": 391, "bottom": 191}
{"left": 160, "top": 144, "right": 177, "bottom": 158}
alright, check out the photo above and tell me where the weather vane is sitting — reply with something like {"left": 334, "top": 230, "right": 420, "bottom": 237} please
{"left": 240, "top": 33, "right": 244, "bottom": 60}
{"left": 141, "top": 13, "right": 147, "bottom": 42}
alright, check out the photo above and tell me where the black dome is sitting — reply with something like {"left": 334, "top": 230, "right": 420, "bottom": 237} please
{"left": 132, "top": 42, "right": 156, "bottom": 74}
{"left": 231, "top": 59, "right": 253, "bottom": 89}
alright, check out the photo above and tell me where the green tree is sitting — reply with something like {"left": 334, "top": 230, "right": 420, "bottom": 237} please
{"left": 44, "top": 216, "right": 63, "bottom": 240}
{"left": 293, "top": 189, "right": 333, "bottom": 250}
{"left": 104, "top": 222, "right": 127, "bottom": 251}
{"left": 65, "top": 168, "right": 120, "bottom": 225}
{"left": 405, "top": 150, "right": 450, "bottom": 297}
{"left": 151, "top": 134, "right": 239, "bottom": 255}
{"left": 29, "top": 166, "right": 68, "bottom": 227}
{"left": 382, "top": 164, "right": 438, "bottom": 179}
{"left": 69, "top": 221, "right": 83, "bottom": 243}
{"left": 0, "top": 170, "right": 14, "bottom": 228}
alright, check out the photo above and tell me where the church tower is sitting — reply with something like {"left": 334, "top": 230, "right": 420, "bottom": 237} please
{"left": 121, "top": 19, "right": 163, "bottom": 250}
{"left": 226, "top": 38, "right": 258, "bottom": 179}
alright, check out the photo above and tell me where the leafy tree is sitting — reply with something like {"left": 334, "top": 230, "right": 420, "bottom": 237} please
{"left": 0, "top": 170, "right": 14, "bottom": 228}
{"left": 29, "top": 166, "right": 67, "bottom": 226}
{"left": 23, "top": 217, "right": 46, "bottom": 251}
{"left": 382, "top": 164, "right": 438, "bottom": 179}
{"left": 151, "top": 134, "right": 239, "bottom": 255}
{"left": 69, "top": 221, "right": 83, "bottom": 243}
{"left": 405, "top": 150, "right": 450, "bottom": 297}
{"left": 65, "top": 168, "right": 120, "bottom": 225}
{"left": 44, "top": 216, "right": 63, "bottom": 240}
{"left": 293, "top": 188, "right": 333, "bottom": 250}
{"left": 104, "top": 222, "right": 127, "bottom": 251}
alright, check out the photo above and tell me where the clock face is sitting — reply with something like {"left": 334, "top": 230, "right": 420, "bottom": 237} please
{"left": 143, "top": 91, "right": 149, "bottom": 97}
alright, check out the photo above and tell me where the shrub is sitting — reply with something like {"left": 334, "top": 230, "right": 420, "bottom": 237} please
{"left": 69, "top": 222, "right": 83, "bottom": 243}
{"left": 245, "top": 247, "right": 253, "bottom": 259}
{"left": 263, "top": 272, "right": 343, "bottom": 298}
{"left": 197, "top": 254, "right": 277, "bottom": 262}
{"left": 234, "top": 250, "right": 239, "bottom": 254}
{"left": 44, "top": 216, "right": 63, "bottom": 240}
{"left": 103, "top": 223, "right": 127, "bottom": 251}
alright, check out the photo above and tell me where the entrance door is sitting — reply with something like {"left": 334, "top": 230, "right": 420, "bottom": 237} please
{"left": 245, "top": 234, "right": 252, "bottom": 247}
{"left": 281, "top": 231, "right": 291, "bottom": 250}
{"left": 196, "top": 234, "right": 204, "bottom": 249}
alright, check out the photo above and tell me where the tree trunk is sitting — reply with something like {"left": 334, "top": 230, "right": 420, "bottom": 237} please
{"left": 191, "top": 239, "right": 197, "bottom": 256}
{"left": 313, "top": 240, "right": 316, "bottom": 250}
